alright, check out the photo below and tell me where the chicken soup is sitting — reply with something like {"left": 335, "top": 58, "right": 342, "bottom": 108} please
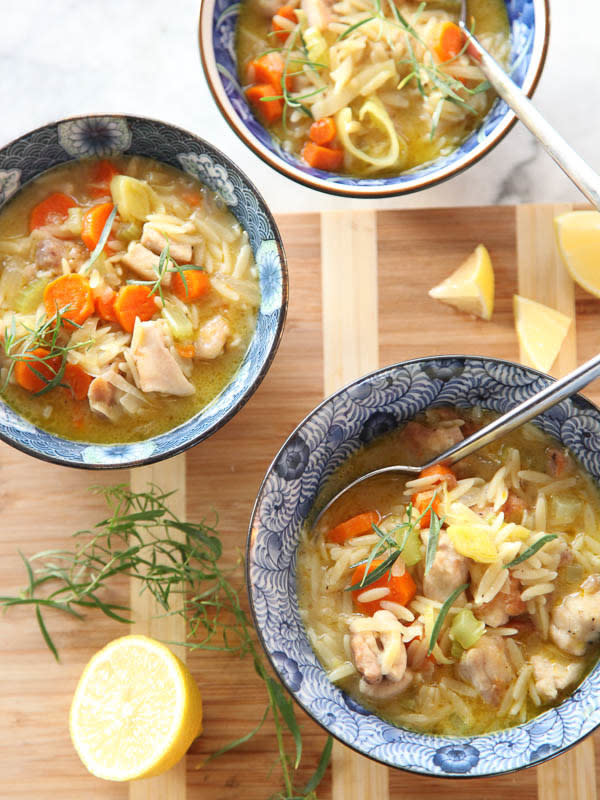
{"left": 297, "top": 406, "right": 600, "bottom": 735}
{"left": 0, "top": 157, "right": 259, "bottom": 443}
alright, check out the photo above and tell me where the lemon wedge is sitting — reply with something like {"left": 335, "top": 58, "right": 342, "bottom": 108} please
{"left": 428, "top": 244, "right": 494, "bottom": 320}
{"left": 555, "top": 210, "right": 600, "bottom": 297}
{"left": 70, "top": 635, "right": 202, "bottom": 782}
{"left": 513, "top": 295, "right": 571, "bottom": 373}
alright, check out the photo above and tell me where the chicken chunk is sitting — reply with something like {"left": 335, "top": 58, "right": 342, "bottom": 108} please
{"left": 301, "top": 0, "right": 332, "bottom": 29}
{"left": 475, "top": 574, "right": 526, "bottom": 628}
{"left": 457, "top": 635, "right": 514, "bottom": 705}
{"left": 531, "top": 653, "right": 583, "bottom": 702}
{"left": 130, "top": 320, "right": 194, "bottom": 396}
{"left": 195, "top": 315, "right": 229, "bottom": 360}
{"left": 422, "top": 532, "right": 469, "bottom": 604}
{"left": 141, "top": 224, "right": 192, "bottom": 265}
{"left": 88, "top": 368, "right": 122, "bottom": 422}
{"left": 349, "top": 612, "right": 411, "bottom": 700}
{"left": 550, "top": 575, "right": 600, "bottom": 656}
{"left": 501, "top": 491, "right": 527, "bottom": 524}
{"left": 35, "top": 237, "right": 65, "bottom": 270}
{"left": 121, "top": 242, "right": 172, "bottom": 285}
{"left": 402, "top": 421, "right": 464, "bottom": 462}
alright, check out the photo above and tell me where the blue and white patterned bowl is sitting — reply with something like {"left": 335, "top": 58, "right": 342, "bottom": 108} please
{"left": 0, "top": 114, "right": 287, "bottom": 469}
{"left": 248, "top": 356, "right": 600, "bottom": 777}
{"left": 200, "top": 0, "right": 549, "bottom": 198}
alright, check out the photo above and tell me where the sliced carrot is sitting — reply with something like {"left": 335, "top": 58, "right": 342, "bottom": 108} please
{"left": 113, "top": 284, "right": 158, "bottom": 333}
{"left": 435, "top": 21, "right": 464, "bottom": 62}
{"left": 309, "top": 117, "right": 337, "bottom": 146}
{"left": 246, "top": 53, "right": 292, "bottom": 91}
{"left": 171, "top": 269, "right": 210, "bottom": 303}
{"left": 272, "top": 5, "right": 298, "bottom": 43}
{"left": 14, "top": 348, "right": 61, "bottom": 393}
{"left": 176, "top": 343, "right": 195, "bottom": 359}
{"left": 418, "top": 463, "right": 457, "bottom": 489}
{"left": 301, "top": 141, "right": 344, "bottom": 172}
{"left": 94, "top": 287, "right": 118, "bottom": 323}
{"left": 89, "top": 160, "right": 120, "bottom": 198}
{"left": 181, "top": 189, "right": 203, "bottom": 207}
{"left": 29, "top": 193, "right": 77, "bottom": 231}
{"left": 81, "top": 202, "right": 115, "bottom": 251}
{"left": 411, "top": 490, "right": 442, "bottom": 529}
{"left": 245, "top": 83, "right": 284, "bottom": 124}
{"left": 43, "top": 273, "right": 94, "bottom": 328}
{"left": 62, "top": 363, "right": 93, "bottom": 401}
{"left": 351, "top": 559, "right": 417, "bottom": 616}
{"left": 327, "top": 511, "right": 379, "bottom": 545}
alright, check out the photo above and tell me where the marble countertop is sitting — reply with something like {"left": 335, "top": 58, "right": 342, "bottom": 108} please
{"left": 2, "top": 0, "right": 598, "bottom": 213}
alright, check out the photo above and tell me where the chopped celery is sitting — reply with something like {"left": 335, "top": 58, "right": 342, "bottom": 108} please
{"left": 116, "top": 221, "right": 142, "bottom": 242}
{"left": 549, "top": 494, "right": 582, "bottom": 526}
{"left": 449, "top": 609, "right": 485, "bottom": 650}
{"left": 402, "top": 527, "right": 423, "bottom": 567}
{"left": 450, "top": 640, "right": 464, "bottom": 661}
{"left": 304, "top": 26, "right": 329, "bottom": 66}
{"left": 15, "top": 276, "right": 50, "bottom": 313}
{"left": 162, "top": 303, "right": 193, "bottom": 341}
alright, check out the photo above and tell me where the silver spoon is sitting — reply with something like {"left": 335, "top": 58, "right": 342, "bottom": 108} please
{"left": 312, "top": 352, "right": 600, "bottom": 528}
{"left": 459, "top": 0, "right": 600, "bottom": 210}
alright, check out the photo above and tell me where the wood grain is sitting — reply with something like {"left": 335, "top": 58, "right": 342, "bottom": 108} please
{"left": 321, "top": 210, "right": 389, "bottom": 800}
{"left": 2, "top": 206, "right": 600, "bottom": 800}
{"left": 516, "top": 204, "right": 597, "bottom": 800}
{"left": 129, "top": 455, "right": 187, "bottom": 800}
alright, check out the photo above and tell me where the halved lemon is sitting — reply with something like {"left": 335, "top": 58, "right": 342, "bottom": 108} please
{"left": 70, "top": 635, "right": 202, "bottom": 782}
{"left": 555, "top": 210, "right": 600, "bottom": 297}
{"left": 513, "top": 294, "right": 572, "bottom": 373}
{"left": 428, "top": 244, "right": 494, "bottom": 320}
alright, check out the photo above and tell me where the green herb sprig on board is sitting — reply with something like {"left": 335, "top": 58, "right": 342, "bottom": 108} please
{"left": 0, "top": 485, "right": 332, "bottom": 800}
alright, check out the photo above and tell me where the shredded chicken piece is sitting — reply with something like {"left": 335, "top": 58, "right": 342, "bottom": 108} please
{"left": 121, "top": 242, "right": 172, "bottom": 285}
{"left": 501, "top": 491, "right": 527, "bottom": 524}
{"left": 475, "top": 574, "right": 526, "bottom": 628}
{"left": 35, "top": 237, "right": 65, "bottom": 270}
{"left": 349, "top": 611, "right": 411, "bottom": 700}
{"left": 402, "top": 421, "right": 464, "bottom": 462}
{"left": 141, "top": 224, "right": 192, "bottom": 265}
{"left": 457, "top": 635, "right": 514, "bottom": 705}
{"left": 531, "top": 653, "right": 583, "bottom": 702}
{"left": 422, "top": 531, "right": 468, "bottom": 604}
{"left": 130, "top": 320, "right": 194, "bottom": 396}
{"left": 88, "top": 370, "right": 121, "bottom": 422}
{"left": 550, "top": 575, "right": 600, "bottom": 656}
{"left": 195, "top": 315, "right": 230, "bottom": 360}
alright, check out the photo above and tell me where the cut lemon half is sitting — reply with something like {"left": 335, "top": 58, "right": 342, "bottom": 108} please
{"left": 428, "top": 244, "right": 494, "bottom": 320}
{"left": 70, "top": 635, "right": 202, "bottom": 782}
{"left": 555, "top": 210, "right": 600, "bottom": 297}
{"left": 513, "top": 295, "right": 571, "bottom": 373}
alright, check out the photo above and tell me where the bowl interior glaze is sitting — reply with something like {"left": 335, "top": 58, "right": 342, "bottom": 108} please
{"left": 248, "top": 356, "right": 600, "bottom": 776}
{"left": 0, "top": 115, "right": 287, "bottom": 468}
{"left": 200, "top": 0, "right": 549, "bottom": 197}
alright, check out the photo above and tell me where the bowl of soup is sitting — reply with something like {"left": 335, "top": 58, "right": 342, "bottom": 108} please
{"left": 0, "top": 114, "right": 287, "bottom": 468}
{"left": 248, "top": 356, "right": 600, "bottom": 776}
{"left": 200, "top": 0, "right": 549, "bottom": 197}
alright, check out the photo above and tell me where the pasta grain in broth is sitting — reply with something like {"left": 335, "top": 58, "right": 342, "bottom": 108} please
{"left": 237, "top": 0, "right": 510, "bottom": 177}
{"left": 297, "top": 407, "right": 600, "bottom": 736}
{"left": 0, "top": 157, "right": 259, "bottom": 443}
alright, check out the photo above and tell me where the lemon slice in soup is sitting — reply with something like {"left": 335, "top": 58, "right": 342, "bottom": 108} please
{"left": 513, "top": 295, "right": 572, "bottom": 373}
{"left": 428, "top": 244, "right": 494, "bottom": 320}
{"left": 555, "top": 210, "right": 600, "bottom": 297}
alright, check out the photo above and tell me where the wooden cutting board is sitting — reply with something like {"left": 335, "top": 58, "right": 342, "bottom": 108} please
{"left": 2, "top": 204, "right": 600, "bottom": 800}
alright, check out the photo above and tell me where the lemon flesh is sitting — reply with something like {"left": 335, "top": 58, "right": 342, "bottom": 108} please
{"left": 513, "top": 294, "right": 572, "bottom": 373}
{"left": 428, "top": 244, "right": 495, "bottom": 320}
{"left": 70, "top": 635, "right": 202, "bottom": 782}
{"left": 555, "top": 210, "right": 600, "bottom": 297}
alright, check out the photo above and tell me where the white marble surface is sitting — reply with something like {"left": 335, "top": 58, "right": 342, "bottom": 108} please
{"left": 1, "top": 0, "right": 599, "bottom": 213}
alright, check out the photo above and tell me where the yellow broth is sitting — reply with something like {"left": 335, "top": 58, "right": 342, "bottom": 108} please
{"left": 297, "top": 407, "right": 600, "bottom": 735}
{"left": 0, "top": 157, "right": 259, "bottom": 443}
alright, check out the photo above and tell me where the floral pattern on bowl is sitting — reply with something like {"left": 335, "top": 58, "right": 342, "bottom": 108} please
{"left": 200, "top": 0, "right": 549, "bottom": 197}
{"left": 0, "top": 114, "right": 287, "bottom": 469}
{"left": 248, "top": 356, "right": 600, "bottom": 776}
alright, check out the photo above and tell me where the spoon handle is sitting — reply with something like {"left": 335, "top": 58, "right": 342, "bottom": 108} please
{"left": 424, "top": 353, "right": 600, "bottom": 470}
{"left": 460, "top": 25, "right": 600, "bottom": 211}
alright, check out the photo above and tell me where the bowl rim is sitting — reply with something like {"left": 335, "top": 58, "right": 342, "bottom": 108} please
{"left": 199, "top": 0, "right": 551, "bottom": 198}
{"left": 246, "top": 354, "right": 600, "bottom": 777}
{"left": 0, "top": 112, "right": 288, "bottom": 470}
